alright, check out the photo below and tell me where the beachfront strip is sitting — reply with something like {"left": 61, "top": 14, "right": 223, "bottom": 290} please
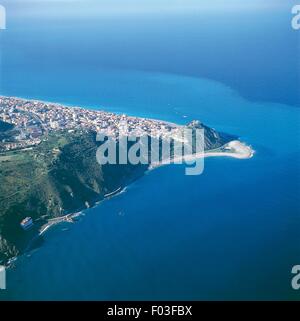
{"left": 0, "top": 96, "right": 182, "bottom": 152}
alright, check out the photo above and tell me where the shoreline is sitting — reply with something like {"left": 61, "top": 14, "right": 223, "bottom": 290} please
{"left": 5, "top": 140, "right": 254, "bottom": 267}
{"left": 0, "top": 95, "right": 181, "bottom": 131}
{"left": 37, "top": 187, "right": 127, "bottom": 239}
{"left": 1, "top": 95, "right": 254, "bottom": 267}
{"left": 36, "top": 141, "right": 254, "bottom": 240}
{"left": 149, "top": 140, "right": 254, "bottom": 170}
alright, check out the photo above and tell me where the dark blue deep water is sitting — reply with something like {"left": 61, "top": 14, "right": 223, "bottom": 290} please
{"left": 0, "top": 0, "right": 299, "bottom": 300}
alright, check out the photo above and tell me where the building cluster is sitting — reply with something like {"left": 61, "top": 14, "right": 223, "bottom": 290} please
{"left": 0, "top": 96, "right": 181, "bottom": 151}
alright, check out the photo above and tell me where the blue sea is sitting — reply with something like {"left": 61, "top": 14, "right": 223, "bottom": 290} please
{"left": 0, "top": 0, "right": 299, "bottom": 300}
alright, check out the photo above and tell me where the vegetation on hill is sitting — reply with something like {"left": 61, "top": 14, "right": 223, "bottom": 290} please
{"left": 0, "top": 121, "right": 233, "bottom": 263}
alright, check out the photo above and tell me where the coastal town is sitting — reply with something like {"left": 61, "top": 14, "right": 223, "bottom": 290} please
{"left": 0, "top": 96, "right": 180, "bottom": 152}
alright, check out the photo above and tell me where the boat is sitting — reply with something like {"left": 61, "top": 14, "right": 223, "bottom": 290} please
{"left": 20, "top": 217, "right": 34, "bottom": 230}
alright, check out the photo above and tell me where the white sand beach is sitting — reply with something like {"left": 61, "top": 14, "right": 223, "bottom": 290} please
{"left": 150, "top": 140, "right": 254, "bottom": 169}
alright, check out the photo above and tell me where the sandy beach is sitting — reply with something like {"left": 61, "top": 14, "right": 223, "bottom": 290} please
{"left": 149, "top": 140, "right": 254, "bottom": 169}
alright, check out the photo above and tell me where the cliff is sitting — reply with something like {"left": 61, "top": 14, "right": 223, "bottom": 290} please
{"left": 0, "top": 121, "right": 233, "bottom": 263}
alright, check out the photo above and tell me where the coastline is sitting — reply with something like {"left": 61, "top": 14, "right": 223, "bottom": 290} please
{"left": 36, "top": 141, "right": 254, "bottom": 241}
{"left": 0, "top": 95, "right": 181, "bottom": 130}
{"left": 149, "top": 140, "right": 254, "bottom": 170}
{"left": 1, "top": 95, "right": 254, "bottom": 267}
{"left": 37, "top": 187, "right": 127, "bottom": 239}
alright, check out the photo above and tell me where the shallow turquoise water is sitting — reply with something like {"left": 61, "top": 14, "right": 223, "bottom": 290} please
{"left": 1, "top": 71, "right": 299, "bottom": 300}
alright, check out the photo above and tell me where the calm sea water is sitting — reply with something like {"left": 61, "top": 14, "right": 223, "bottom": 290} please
{"left": 0, "top": 1, "right": 299, "bottom": 300}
